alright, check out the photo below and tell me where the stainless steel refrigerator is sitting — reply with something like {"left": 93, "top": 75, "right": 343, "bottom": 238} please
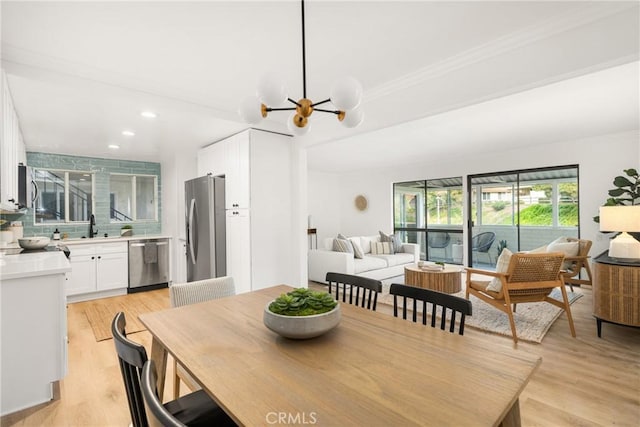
{"left": 185, "top": 175, "right": 226, "bottom": 281}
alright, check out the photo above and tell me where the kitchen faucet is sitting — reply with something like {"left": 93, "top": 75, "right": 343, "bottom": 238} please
{"left": 89, "top": 214, "right": 98, "bottom": 238}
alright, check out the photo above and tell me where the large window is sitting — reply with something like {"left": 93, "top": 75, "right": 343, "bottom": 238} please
{"left": 109, "top": 174, "right": 158, "bottom": 222}
{"left": 34, "top": 169, "right": 94, "bottom": 224}
{"left": 468, "top": 165, "right": 579, "bottom": 267}
{"left": 394, "top": 177, "right": 463, "bottom": 263}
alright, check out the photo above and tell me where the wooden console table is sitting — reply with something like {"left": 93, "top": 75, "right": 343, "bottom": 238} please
{"left": 592, "top": 251, "right": 640, "bottom": 337}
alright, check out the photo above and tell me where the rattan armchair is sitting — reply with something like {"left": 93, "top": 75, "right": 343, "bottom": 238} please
{"left": 560, "top": 238, "right": 593, "bottom": 292}
{"left": 465, "top": 252, "right": 576, "bottom": 344}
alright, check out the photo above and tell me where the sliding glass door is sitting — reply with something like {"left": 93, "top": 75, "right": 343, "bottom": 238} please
{"left": 394, "top": 177, "right": 463, "bottom": 263}
{"left": 468, "top": 165, "right": 579, "bottom": 268}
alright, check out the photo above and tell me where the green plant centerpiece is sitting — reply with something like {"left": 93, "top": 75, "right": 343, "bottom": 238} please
{"left": 268, "top": 288, "right": 337, "bottom": 316}
{"left": 264, "top": 288, "right": 341, "bottom": 339}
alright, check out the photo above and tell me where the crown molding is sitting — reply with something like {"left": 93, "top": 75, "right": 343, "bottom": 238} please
{"left": 366, "top": 2, "right": 638, "bottom": 103}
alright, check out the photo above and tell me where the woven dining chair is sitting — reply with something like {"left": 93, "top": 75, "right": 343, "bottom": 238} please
{"left": 325, "top": 272, "right": 382, "bottom": 311}
{"left": 169, "top": 276, "right": 236, "bottom": 399}
{"left": 465, "top": 252, "right": 576, "bottom": 344}
{"left": 389, "top": 284, "right": 472, "bottom": 335}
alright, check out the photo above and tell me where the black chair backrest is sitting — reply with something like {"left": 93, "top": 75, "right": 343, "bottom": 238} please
{"left": 326, "top": 272, "right": 382, "bottom": 311}
{"left": 389, "top": 284, "right": 472, "bottom": 335}
{"left": 472, "top": 232, "right": 496, "bottom": 253}
{"left": 112, "top": 311, "right": 149, "bottom": 427}
{"left": 428, "top": 232, "right": 450, "bottom": 248}
{"left": 141, "top": 360, "right": 186, "bottom": 427}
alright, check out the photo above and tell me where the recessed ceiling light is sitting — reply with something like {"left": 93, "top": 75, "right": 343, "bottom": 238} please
{"left": 141, "top": 111, "right": 157, "bottom": 119}
{"left": 122, "top": 130, "right": 135, "bottom": 136}
{"left": 108, "top": 144, "right": 120, "bottom": 149}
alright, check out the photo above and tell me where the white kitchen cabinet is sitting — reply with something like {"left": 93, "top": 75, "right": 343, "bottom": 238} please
{"left": 224, "top": 133, "right": 250, "bottom": 209}
{"left": 199, "top": 129, "right": 297, "bottom": 293}
{"left": 66, "top": 242, "right": 128, "bottom": 301}
{"left": 197, "top": 139, "right": 227, "bottom": 178}
{"left": 1, "top": 252, "right": 69, "bottom": 416}
{"left": 226, "top": 209, "right": 251, "bottom": 294}
{"left": 1, "top": 70, "right": 27, "bottom": 212}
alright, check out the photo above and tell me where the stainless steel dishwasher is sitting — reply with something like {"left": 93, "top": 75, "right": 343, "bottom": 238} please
{"left": 128, "top": 238, "right": 170, "bottom": 293}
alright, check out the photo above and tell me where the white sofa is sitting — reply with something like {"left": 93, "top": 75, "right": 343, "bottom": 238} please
{"left": 308, "top": 234, "right": 420, "bottom": 283}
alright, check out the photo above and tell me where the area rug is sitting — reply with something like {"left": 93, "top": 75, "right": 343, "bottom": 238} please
{"left": 379, "top": 283, "right": 583, "bottom": 344}
{"left": 81, "top": 289, "right": 169, "bottom": 342}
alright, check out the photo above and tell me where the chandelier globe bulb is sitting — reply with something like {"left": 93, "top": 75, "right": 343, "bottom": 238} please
{"left": 330, "top": 76, "right": 363, "bottom": 111}
{"left": 238, "top": 96, "right": 265, "bottom": 125}
{"left": 287, "top": 112, "right": 311, "bottom": 136}
{"left": 341, "top": 106, "right": 365, "bottom": 128}
{"left": 257, "top": 72, "right": 288, "bottom": 106}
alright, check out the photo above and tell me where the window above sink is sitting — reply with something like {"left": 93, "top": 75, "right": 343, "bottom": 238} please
{"left": 110, "top": 173, "right": 158, "bottom": 223}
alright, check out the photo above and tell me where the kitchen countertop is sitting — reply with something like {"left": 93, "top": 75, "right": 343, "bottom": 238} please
{"left": 0, "top": 251, "right": 71, "bottom": 281}
{"left": 60, "top": 234, "right": 172, "bottom": 245}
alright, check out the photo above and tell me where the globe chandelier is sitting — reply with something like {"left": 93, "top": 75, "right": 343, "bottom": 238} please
{"left": 238, "top": 0, "right": 364, "bottom": 136}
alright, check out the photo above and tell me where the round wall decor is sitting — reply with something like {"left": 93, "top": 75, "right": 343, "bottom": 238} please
{"left": 355, "top": 195, "right": 368, "bottom": 211}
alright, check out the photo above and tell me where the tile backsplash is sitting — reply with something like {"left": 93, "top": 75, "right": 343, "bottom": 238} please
{"left": 0, "top": 152, "right": 162, "bottom": 240}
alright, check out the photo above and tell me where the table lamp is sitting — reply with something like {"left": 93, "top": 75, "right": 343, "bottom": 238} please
{"left": 599, "top": 205, "right": 640, "bottom": 259}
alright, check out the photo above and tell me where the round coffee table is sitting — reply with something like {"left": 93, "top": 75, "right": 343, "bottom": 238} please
{"left": 404, "top": 264, "right": 462, "bottom": 294}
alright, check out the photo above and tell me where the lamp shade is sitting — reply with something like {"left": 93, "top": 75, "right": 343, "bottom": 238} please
{"left": 238, "top": 96, "right": 264, "bottom": 125}
{"left": 257, "top": 72, "right": 288, "bottom": 106}
{"left": 341, "top": 106, "right": 364, "bottom": 128}
{"left": 599, "top": 206, "right": 640, "bottom": 232}
{"left": 330, "top": 77, "right": 363, "bottom": 111}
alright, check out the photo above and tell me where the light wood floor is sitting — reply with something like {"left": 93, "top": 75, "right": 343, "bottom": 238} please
{"left": 2, "top": 284, "right": 639, "bottom": 426}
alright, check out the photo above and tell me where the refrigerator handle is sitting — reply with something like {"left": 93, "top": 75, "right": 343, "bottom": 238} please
{"left": 188, "top": 198, "right": 197, "bottom": 265}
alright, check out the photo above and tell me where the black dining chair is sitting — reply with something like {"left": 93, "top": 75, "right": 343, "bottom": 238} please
{"left": 389, "top": 284, "right": 472, "bottom": 335}
{"left": 141, "top": 360, "right": 235, "bottom": 427}
{"left": 326, "top": 272, "right": 382, "bottom": 311}
{"left": 111, "top": 312, "right": 236, "bottom": 427}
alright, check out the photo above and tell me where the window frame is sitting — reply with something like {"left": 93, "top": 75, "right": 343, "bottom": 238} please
{"left": 32, "top": 167, "right": 95, "bottom": 225}
{"left": 109, "top": 173, "right": 158, "bottom": 223}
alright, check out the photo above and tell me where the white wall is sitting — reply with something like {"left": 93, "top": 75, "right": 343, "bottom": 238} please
{"left": 307, "top": 130, "right": 640, "bottom": 259}
{"left": 161, "top": 148, "right": 199, "bottom": 284}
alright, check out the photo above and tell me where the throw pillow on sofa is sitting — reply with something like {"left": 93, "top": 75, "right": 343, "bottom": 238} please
{"left": 379, "top": 231, "right": 402, "bottom": 254}
{"left": 349, "top": 238, "right": 365, "bottom": 259}
{"left": 336, "top": 233, "right": 363, "bottom": 259}
{"left": 371, "top": 241, "right": 393, "bottom": 255}
{"left": 333, "top": 236, "right": 354, "bottom": 255}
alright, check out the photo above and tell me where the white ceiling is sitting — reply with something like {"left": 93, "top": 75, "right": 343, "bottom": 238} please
{"left": 1, "top": 1, "right": 638, "bottom": 172}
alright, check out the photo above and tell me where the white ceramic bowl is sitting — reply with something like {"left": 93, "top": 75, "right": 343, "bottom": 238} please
{"left": 18, "top": 236, "right": 51, "bottom": 250}
{"left": 263, "top": 303, "right": 341, "bottom": 339}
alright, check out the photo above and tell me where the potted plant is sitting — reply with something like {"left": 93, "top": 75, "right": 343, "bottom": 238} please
{"left": 263, "top": 288, "right": 340, "bottom": 339}
{"left": 497, "top": 239, "right": 508, "bottom": 257}
{"left": 120, "top": 224, "right": 133, "bottom": 237}
{"left": 593, "top": 168, "right": 639, "bottom": 222}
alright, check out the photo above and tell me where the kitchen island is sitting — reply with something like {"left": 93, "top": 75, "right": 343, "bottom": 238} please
{"left": 0, "top": 250, "right": 70, "bottom": 416}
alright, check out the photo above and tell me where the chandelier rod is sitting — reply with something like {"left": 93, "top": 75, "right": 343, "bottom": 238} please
{"left": 301, "top": 0, "right": 307, "bottom": 99}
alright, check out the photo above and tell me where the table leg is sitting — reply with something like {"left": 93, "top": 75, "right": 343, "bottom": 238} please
{"left": 149, "top": 336, "right": 168, "bottom": 402}
{"left": 500, "top": 398, "right": 521, "bottom": 427}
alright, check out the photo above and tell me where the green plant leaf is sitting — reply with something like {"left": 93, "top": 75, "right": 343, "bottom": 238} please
{"left": 613, "top": 176, "right": 634, "bottom": 188}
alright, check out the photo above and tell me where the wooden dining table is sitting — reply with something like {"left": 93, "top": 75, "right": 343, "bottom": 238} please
{"left": 139, "top": 285, "right": 541, "bottom": 426}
